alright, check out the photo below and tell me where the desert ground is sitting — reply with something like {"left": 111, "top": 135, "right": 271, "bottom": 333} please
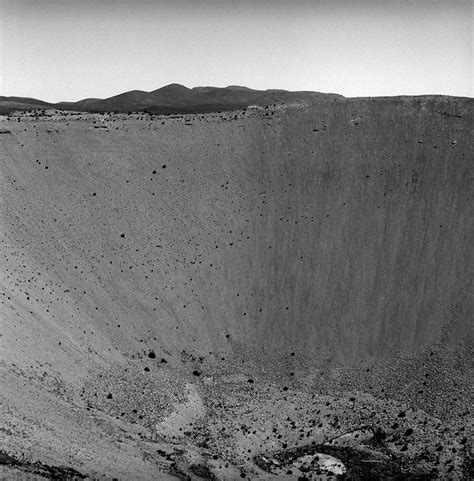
{"left": 0, "top": 97, "right": 472, "bottom": 479}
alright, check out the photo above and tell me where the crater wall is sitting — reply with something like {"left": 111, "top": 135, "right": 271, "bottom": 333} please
{"left": 1, "top": 98, "right": 472, "bottom": 378}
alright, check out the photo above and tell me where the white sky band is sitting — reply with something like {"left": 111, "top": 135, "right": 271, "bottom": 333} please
{"left": 0, "top": 0, "right": 472, "bottom": 102}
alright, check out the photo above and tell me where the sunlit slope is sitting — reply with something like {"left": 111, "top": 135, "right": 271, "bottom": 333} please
{"left": 1, "top": 98, "right": 472, "bottom": 378}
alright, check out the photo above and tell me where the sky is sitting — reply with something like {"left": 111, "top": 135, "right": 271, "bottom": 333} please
{"left": 0, "top": 0, "right": 472, "bottom": 102}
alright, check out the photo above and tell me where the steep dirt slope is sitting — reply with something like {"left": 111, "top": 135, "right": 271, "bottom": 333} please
{"left": 1, "top": 98, "right": 472, "bottom": 372}
{"left": 0, "top": 98, "right": 472, "bottom": 479}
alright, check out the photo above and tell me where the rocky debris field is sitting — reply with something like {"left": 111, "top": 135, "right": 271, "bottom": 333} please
{"left": 2, "top": 342, "right": 471, "bottom": 479}
{"left": 68, "top": 343, "right": 473, "bottom": 479}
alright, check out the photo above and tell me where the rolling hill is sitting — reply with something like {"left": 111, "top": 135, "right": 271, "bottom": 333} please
{"left": 0, "top": 84, "right": 343, "bottom": 114}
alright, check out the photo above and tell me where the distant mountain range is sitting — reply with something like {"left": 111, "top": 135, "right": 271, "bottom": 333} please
{"left": 0, "top": 84, "right": 343, "bottom": 114}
